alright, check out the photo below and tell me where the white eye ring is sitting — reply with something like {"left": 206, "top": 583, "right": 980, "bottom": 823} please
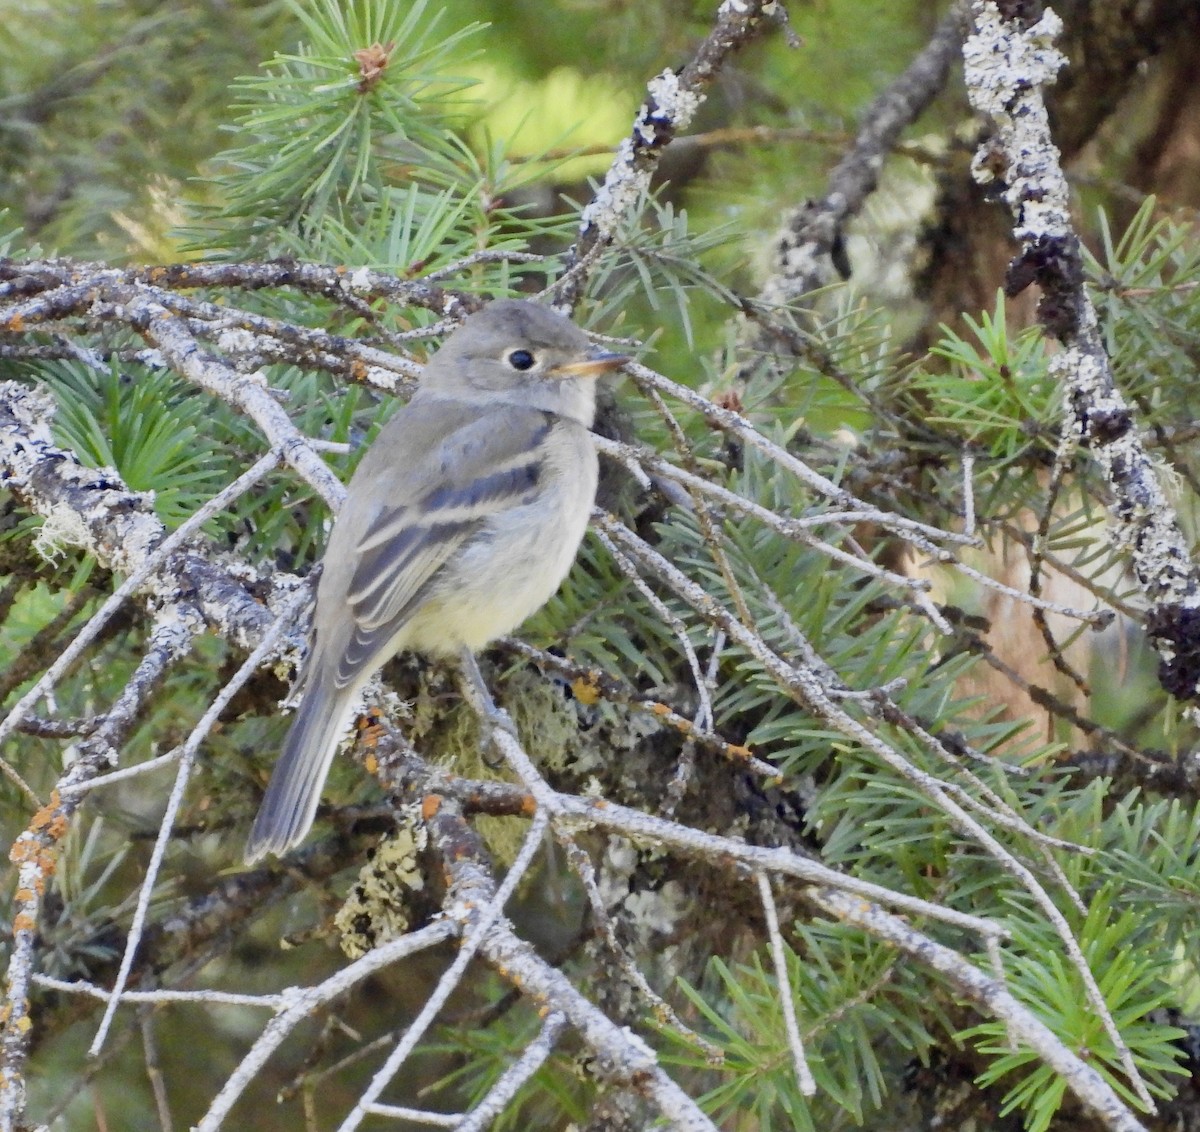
{"left": 506, "top": 348, "right": 537, "bottom": 371}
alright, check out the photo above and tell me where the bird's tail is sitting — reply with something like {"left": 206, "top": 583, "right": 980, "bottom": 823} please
{"left": 244, "top": 676, "right": 359, "bottom": 863}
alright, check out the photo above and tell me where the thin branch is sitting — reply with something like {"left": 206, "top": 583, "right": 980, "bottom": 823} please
{"left": 0, "top": 382, "right": 282, "bottom": 650}
{"left": 756, "top": 871, "right": 817, "bottom": 1097}
{"left": 452, "top": 1012, "right": 568, "bottom": 1132}
{"left": 336, "top": 812, "right": 551, "bottom": 1131}
{"left": 0, "top": 258, "right": 485, "bottom": 321}
{"left": 87, "top": 586, "right": 309, "bottom": 1055}
{"left": 128, "top": 300, "right": 345, "bottom": 508}
{"left": 500, "top": 638, "right": 774, "bottom": 775}
{"left": 195, "top": 922, "right": 457, "bottom": 1132}
{"left": 33, "top": 977, "right": 282, "bottom": 1009}
{"left": 555, "top": 830, "right": 724, "bottom": 1061}
{"left": 749, "top": 2, "right": 967, "bottom": 320}
{"left": 663, "top": 630, "right": 726, "bottom": 816}
{"left": 552, "top": 0, "right": 781, "bottom": 310}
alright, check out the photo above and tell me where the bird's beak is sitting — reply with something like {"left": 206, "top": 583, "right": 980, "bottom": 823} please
{"left": 550, "top": 348, "right": 631, "bottom": 379}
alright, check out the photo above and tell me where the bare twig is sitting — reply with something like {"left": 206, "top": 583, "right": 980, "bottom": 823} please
{"left": 195, "top": 922, "right": 457, "bottom": 1132}
{"left": 87, "top": 585, "right": 309, "bottom": 1055}
{"left": 749, "top": 2, "right": 967, "bottom": 320}
{"left": 756, "top": 871, "right": 817, "bottom": 1097}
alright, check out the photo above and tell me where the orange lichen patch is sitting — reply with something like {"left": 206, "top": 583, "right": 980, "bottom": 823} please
{"left": 358, "top": 710, "right": 384, "bottom": 733}
{"left": 364, "top": 752, "right": 379, "bottom": 774}
{"left": 30, "top": 795, "right": 68, "bottom": 839}
{"left": 520, "top": 794, "right": 538, "bottom": 817}
{"left": 421, "top": 794, "right": 443, "bottom": 820}
{"left": 570, "top": 673, "right": 603, "bottom": 706}
{"left": 356, "top": 711, "right": 386, "bottom": 749}
{"left": 12, "top": 913, "right": 37, "bottom": 934}
{"left": 5, "top": 313, "right": 24, "bottom": 332}
{"left": 146, "top": 266, "right": 169, "bottom": 284}
{"left": 9, "top": 839, "right": 33, "bottom": 864}
{"left": 8, "top": 839, "right": 57, "bottom": 879}
{"left": 349, "top": 358, "right": 370, "bottom": 383}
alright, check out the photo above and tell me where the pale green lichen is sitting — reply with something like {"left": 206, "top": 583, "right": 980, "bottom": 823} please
{"left": 31, "top": 505, "right": 95, "bottom": 565}
{"left": 335, "top": 821, "right": 427, "bottom": 959}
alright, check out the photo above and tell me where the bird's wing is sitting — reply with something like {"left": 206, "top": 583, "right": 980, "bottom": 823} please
{"left": 318, "top": 399, "right": 554, "bottom": 688}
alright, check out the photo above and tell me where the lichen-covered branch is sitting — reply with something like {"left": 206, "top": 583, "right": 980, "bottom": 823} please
{"left": 963, "top": 1, "right": 1200, "bottom": 700}
{"left": 0, "top": 613, "right": 194, "bottom": 1132}
{"left": 420, "top": 796, "right": 718, "bottom": 1132}
{"left": 551, "top": 0, "right": 781, "bottom": 310}
{"left": 0, "top": 257, "right": 484, "bottom": 322}
{"left": 0, "top": 388, "right": 298, "bottom": 1130}
{"left": 0, "top": 383, "right": 285, "bottom": 649}
{"left": 750, "top": 2, "right": 968, "bottom": 324}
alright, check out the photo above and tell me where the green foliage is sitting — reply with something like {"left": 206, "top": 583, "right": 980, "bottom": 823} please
{"left": 587, "top": 198, "right": 742, "bottom": 348}
{"left": 914, "top": 295, "right": 1058, "bottom": 463}
{"left": 0, "top": 209, "right": 23, "bottom": 257}
{"left": 529, "top": 533, "right": 682, "bottom": 685}
{"left": 40, "top": 360, "right": 228, "bottom": 527}
{"left": 665, "top": 929, "right": 936, "bottom": 1131}
{"left": 225, "top": 364, "right": 395, "bottom": 566}
{"left": 38, "top": 814, "right": 135, "bottom": 978}
{"left": 194, "top": 0, "right": 486, "bottom": 254}
{"left": 1101, "top": 794, "right": 1200, "bottom": 950}
{"left": 0, "top": 1, "right": 285, "bottom": 256}
{"left": 424, "top": 996, "right": 591, "bottom": 1131}
{"left": 962, "top": 886, "right": 1187, "bottom": 1129}
{"left": 28, "top": 350, "right": 395, "bottom": 569}
{"left": 299, "top": 182, "right": 492, "bottom": 273}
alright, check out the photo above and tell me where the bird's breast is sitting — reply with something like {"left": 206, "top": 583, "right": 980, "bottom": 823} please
{"left": 400, "top": 420, "right": 598, "bottom": 654}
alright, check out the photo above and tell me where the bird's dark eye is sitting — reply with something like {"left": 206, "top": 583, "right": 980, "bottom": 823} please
{"left": 507, "top": 349, "right": 536, "bottom": 371}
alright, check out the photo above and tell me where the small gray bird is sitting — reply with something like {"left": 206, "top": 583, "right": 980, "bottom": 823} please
{"left": 245, "top": 300, "right": 627, "bottom": 861}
